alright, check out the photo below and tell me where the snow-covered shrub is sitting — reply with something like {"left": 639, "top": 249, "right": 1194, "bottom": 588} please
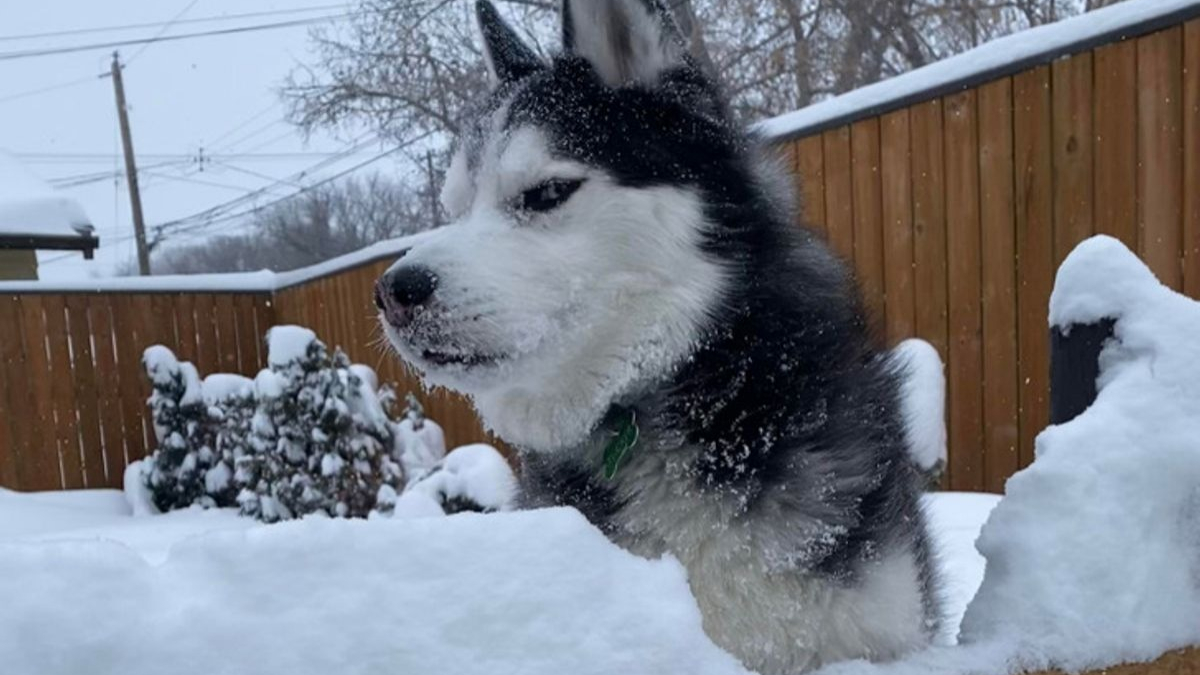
{"left": 406, "top": 444, "right": 517, "bottom": 515}
{"left": 142, "top": 346, "right": 220, "bottom": 512}
{"left": 235, "top": 326, "right": 404, "bottom": 522}
{"left": 200, "top": 374, "right": 255, "bottom": 507}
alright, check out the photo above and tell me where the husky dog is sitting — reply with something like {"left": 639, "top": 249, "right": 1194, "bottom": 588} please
{"left": 375, "top": 1, "right": 941, "bottom": 671}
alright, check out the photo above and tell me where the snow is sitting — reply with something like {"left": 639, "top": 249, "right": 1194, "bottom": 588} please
{"left": 0, "top": 483, "right": 1009, "bottom": 674}
{"left": 407, "top": 443, "right": 518, "bottom": 512}
{"left": 0, "top": 150, "right": 94, "bottom": 239}
{"left": 0, "top": 503, "right": 750, "bottom": 675}
{"left": 122, "top": 461, "right": 159, "bottom": 516}
{"left": 813, "top": 236, "right": 1200, "bottom": 675}
{"left": 266, "top": 324, "right": 318, "bottom": 367}
{"left": 397, "top": 416, "right": 448, "bottom": 479}
{"left": 200, "top": 372, "right": 254, "bottom": 403}
{"left": 892, "top": 339, "right": 947, "bottom": 472}
{"left": 959, "top": 237, "right": 1200, "bottom": 670}
{"left": 756, "top": 0, "right": 1198, "bottom": 140}
{"left": 923, "top": 492, "right": 999, "bottom": 646}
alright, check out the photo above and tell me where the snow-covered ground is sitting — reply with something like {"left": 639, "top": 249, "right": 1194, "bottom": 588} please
{"left": 0, "top": 486, "right": 996, "bottom": 675}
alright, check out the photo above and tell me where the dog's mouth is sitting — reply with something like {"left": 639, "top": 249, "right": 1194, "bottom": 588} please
{"left": 419, "top": 348, "right": 502, "bottom": 369}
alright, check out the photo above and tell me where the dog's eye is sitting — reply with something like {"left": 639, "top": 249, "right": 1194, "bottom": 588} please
{"left": 519, "top": 179, "right": 584, "bottom": 213}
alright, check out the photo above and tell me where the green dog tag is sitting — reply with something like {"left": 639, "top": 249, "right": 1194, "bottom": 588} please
{"left": 603, "top": 409, "right": 639, "bottom": 480}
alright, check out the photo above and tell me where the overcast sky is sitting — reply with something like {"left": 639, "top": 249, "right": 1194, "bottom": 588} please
{"left": 0, "top": 1, "right": 398, "bottom": 281}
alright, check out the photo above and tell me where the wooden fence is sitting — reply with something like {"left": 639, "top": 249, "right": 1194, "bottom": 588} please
{"left": 773, "top": 11, "right": 1200, "bottom": 492}
{"left": 1, "top": 4, "right": 1198, "bottom": 494}
{"left": 0, "top": 250, "right": 494, "bottom": 492}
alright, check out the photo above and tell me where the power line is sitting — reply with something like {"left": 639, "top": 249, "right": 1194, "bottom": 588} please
{"left": 204, "top": 102, "right": 279, "bottom": 148}
{"left": 126, "top": 0, "right": 203, "bottom": 65}
{"left": 141, "top": 169, "right": 294, "bottom": 195}
{"left": 48, "top": 159, "right": 190, "bottom": 187}
{"left": 41, "top": 134, "right": 431, "bottom": 266}
{"left": 164, "top": 140, "right": 419, "bottom": 239}
{"left": 0, "top": 4, "right": 351, "bottom": 42}
{"left": 0, "top": 13, "right": 352, "bottom": 62}
{"left": 17, "top": 151, "right": 365, "bottom": 163}
{"left": 154, "top": 135, "right": 379, "bottom": 231}
{"left": 0, "top": 73, "right": 105, "bottom": 104}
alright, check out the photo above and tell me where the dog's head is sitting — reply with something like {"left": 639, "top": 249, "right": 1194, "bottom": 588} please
{"left": 377, "top": 0, "right": 743, "bottom": 451}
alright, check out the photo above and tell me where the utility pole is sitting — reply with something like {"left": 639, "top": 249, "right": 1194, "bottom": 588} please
{"left": 110, "top": 51, "right": 151, "bottom": 275}
{"left": 425, "top": 151, "right": 440, "bottom": 228}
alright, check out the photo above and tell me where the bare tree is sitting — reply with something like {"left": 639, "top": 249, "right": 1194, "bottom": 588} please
{"left": 286, "top": 0, "right": 1120, "bottom": 135}
{"left": 141, "top": 174, "right": 434, "bottom": 275}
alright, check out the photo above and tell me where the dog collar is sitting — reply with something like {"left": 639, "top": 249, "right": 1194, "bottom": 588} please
{"left": 603, "top": 407, "right": 640, "bottom": 480}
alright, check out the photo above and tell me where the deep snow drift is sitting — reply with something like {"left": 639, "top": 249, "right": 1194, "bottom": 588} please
{"left": 0, "top": 505, "right": 750, "bottom": 675}
{"left": 0, "top": 487, "right": 995, "bottom": 675}
{"left": 818, "top": 236, "right": 1200, "bottom": 675}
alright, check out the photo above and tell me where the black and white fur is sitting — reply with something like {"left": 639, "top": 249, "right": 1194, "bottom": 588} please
{"left": 376, "top": 1, "right": 941, "bottom": 672}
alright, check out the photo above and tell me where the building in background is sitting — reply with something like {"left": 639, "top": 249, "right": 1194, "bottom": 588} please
{"left": 0, "top": 151, "right": 98, "bottom": 280}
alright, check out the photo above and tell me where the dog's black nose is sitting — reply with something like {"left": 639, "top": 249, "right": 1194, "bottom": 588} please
{"left": 385, "top": 266, "right": 439, "bottom": 309}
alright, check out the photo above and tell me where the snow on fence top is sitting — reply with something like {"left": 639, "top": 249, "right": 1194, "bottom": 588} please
{"left": 755, "top": 0, "right": 1200, "bottom": 141}
{"left": 0, "top": 228, "right": 441, "bottom": 294}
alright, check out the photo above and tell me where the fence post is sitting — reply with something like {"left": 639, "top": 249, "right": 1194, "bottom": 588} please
{"left": 1049, "top": 318, "right": 1116, "bottom": 425}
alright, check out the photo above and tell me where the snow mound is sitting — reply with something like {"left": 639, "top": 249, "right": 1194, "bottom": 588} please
{"left": 0, "top": 508, "right": 749, "bottom": 675}
{"left": 960, "top": 237, "right": 1200, "bottom": 669}
{"left": 266, "top": 325, "right": 318, "bottom": 367}
{"left": 817, "top": 236, "right": 1200, "bottom": 675}
{"left": 201, "top": 373, "right": 253, "bottom": 404}
{"left": 408, "top": 444, "right": 517, "bottom": 512}
{"left": 891, "top": 339, "right": 946, "bottom": 472}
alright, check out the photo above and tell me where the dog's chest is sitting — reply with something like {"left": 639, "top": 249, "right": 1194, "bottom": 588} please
{"left": 544, "top": 434, "right": 927, "bottom": 675}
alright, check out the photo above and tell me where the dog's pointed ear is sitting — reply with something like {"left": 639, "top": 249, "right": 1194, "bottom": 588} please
{"left": 561, "top": 0, "right": 687, "bottom": 87}
{"left": 476, "top": 0, "right": 543, "bottom": 87}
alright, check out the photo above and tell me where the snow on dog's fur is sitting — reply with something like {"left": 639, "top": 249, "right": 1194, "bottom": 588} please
{"left": 376, "top": 1, "right": 942, "bottom": 672}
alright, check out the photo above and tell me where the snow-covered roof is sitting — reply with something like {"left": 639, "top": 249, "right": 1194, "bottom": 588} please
{"left": 756, "top": 0, "right": 1200, "bottom": 140}
{"left": 0, "top": 227, "right": 441, "bottom": 293}
{"left": 0, "top": 151, "right": 95, "bottom": 242}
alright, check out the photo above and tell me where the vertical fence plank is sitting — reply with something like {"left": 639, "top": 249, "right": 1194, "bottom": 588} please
{"left": 795, "top": 136, "right": 827, "bottom": 236}
{"left": 129, "top": 295, "right": 158, "bottom": 459}
{"left": 89, "top": 295, "right": 126, "bottom": 486}
{"left": 1184, "top": 20, "right": 1200, "bottom": 298}
{"left": 851, "top": 118, "right": 886, "bottom": 335}
{"left": 944, "top": 90, "right": 984, "bottom": 493}
{"left": 1052, "top": 52, "right": 1095, "bottom": 265}
{"left": 18, "top": 296, "right": 61, "bottom": 490}
{"left": 254, "top": 293, "right": 276, "bottom": 364}
{"left": 822, "top": 126, "right": 855, "bottom": 261}
{"left": 0, "top": 297, "right": 27, "bottom": 488}
{"left": 1093, "top": 40, "right": 1139, "bottom": 250}
{"left": 214, "top": 294, "right": 241, "bottom": 373}
{"left": 880, "top": 109, "right": 915, "bottom": 345}
{"left": 173, "top": 293, "right": 199, "bottom": 365}
{"left": 979, "top": 78, "right": 1020, "bottom": 493}
{"left": 111, "top": 295, "right": 146, "bottom": 467}
{"left": 910, "top": 99, "right": 950, "bottom": 387}
{"left": 191, "top": 294, "right": 219, "bottom": 376}
{"left": 1137, "top": 27, "right": 1184, "bottom": 290}
{"left": 233, "top": 294, "right": 260, "bottom": 373}
{"left": 42, "top": 296, "right": 84, "bottom": 489}
{"left": 1014, "top": 66, "right": 1055, "bottom": 471}
{"left": 65, "top": 296, "right": 105, "bottom": 488}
